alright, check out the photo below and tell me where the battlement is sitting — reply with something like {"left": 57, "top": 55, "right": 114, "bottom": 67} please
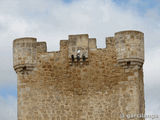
{"left": 13, "top": 30, "right": 144, "bottom": 73}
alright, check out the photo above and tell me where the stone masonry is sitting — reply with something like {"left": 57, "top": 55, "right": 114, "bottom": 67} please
{"left": 13, "top": 30, "right": 145, "bottom": 120}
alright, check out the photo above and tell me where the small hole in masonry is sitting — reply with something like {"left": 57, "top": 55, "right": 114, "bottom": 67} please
{"left": 71, "top": 55, "right": 74, "bottom": 62}
{"left": 23, "top": 66, "right": 27, "bottom": 71}
{"left": 127, "top": 61, "right": 131, "bottom": 66}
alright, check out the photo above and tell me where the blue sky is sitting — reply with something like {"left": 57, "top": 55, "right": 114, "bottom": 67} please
{"left": 63, "top": 0, "right": 72, "bottom": 3}
{"left": 61, "top": 0, "right": 160, "bottom": 20}
{"left": 63, "top": 0, "right": 160, "bottom": 11}
{"left": 113, "top": 0, "right": 160, "bottom": 15}
{"left": 0, "top": 87, "right": 17, "bottom": 98}
{"left": 113, "top": 0, "right": 158, "bottom": 8}
{"left": 0, "top": 0, "right": 160, "bottom": 119}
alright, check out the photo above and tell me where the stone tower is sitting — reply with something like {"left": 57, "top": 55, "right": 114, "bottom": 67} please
{"left": 13, "top": 30, "right": 145, "bottom": 120}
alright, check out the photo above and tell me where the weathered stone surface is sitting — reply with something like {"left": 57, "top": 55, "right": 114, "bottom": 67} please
{"left": 13, "top": 30, "right": 145, "bottom": 120}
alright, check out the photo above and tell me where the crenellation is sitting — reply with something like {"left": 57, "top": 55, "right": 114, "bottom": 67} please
{"left": 89, "top": 38, "right": 97, "bottom": 50}
{"left": 60, "top": 40, "right": 68, "bottom": 52}
{"left": 13, "top": 30, "right": 145, "bottom": 120}
{"left": 106, "top": 37, "right": 115, "bottom": 47}
{"left": 68, "top": 34, "right": 89, "bottom": 58}
{"left": 36, "top": 42, "right": 47, "bottom": 53}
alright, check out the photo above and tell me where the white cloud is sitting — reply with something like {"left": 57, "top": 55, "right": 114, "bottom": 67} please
{"left": 0, "top": 96, "right": 17, "bottom": 120}
{"left": 144, "top": 48, "right": 160, "bottom": 115}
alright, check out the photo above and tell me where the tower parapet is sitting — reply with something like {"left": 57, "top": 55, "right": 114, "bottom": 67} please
{"left": 89, "top": 38, "right": 97, "bottom": 50}
{"left": 68, "top": 34, "right": 89, "bottom": 65}
{"left": 68, "top": 34, "right": 89, "bottom": 59}
{"left": 13, "top": 37, "right": 47, "bottom": 73}
{"left": 36, "top": 42, "right": 47, "bottom": 53}
{"left": 115, "top": 30, "right": 144, "bottom": 68}
{"left": 106, "top": 37, "right": 115, "bottom": 47}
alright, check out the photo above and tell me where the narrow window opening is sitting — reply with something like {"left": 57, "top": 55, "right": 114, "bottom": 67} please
{"left": 23, "top": 66, "right": 26, "bottom": 70}
{"left": 82, "top": 54, "right": 86, "bottom": 62}
{"left": 71, "top": 55, "right": 74, "bottom": 62}
{"left": 77, "top": 54, "right": 80, "bottom": 62}
{"left": 127, "top": 61, "right": 131, "bottom": 66}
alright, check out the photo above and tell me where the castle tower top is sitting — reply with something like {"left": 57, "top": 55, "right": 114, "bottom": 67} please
{"left": 114, "top": 30, "right": 144, "bottom": 68}
{"left": 13, "top": 30, "right": 144, "bottom": 73}
{"left": 13, "top": 37, "right": 47, "bottom": 73}
{"left": 13, "top": 30, "right": 145, "bottom": 120}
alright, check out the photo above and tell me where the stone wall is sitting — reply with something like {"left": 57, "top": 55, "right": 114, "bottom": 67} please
{"left": 13, "top": 30, "right": 145, "bottom": 120}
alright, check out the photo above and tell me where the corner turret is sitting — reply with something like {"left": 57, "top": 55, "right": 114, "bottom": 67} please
{"left": 13, "top": 37, "right": 47, "bottom": 73}
{"left": 114, "top": 30, "right": 144, "bottom": 68}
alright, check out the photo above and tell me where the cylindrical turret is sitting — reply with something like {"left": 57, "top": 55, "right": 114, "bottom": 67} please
{"left": 115, "top": 30, "right": 144, "bottom": 68}
{"left": 13, "top": 37, "right": 37, "bottom": 73}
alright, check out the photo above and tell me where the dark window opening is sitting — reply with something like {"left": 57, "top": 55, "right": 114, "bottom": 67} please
{"left": 82, "top": 54, "right": 86, "bottom": 62}
{"left": 23, "top": 66, "right": 26, "bottom": 70}
{"left": 127, "top": 61, "right": 131, "bottom": 66}
{"left": 77, "top": 54, "right": 80, "bottom": 62}
{"left": 71, "top": 55, "right": 74, "bottom": 62}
